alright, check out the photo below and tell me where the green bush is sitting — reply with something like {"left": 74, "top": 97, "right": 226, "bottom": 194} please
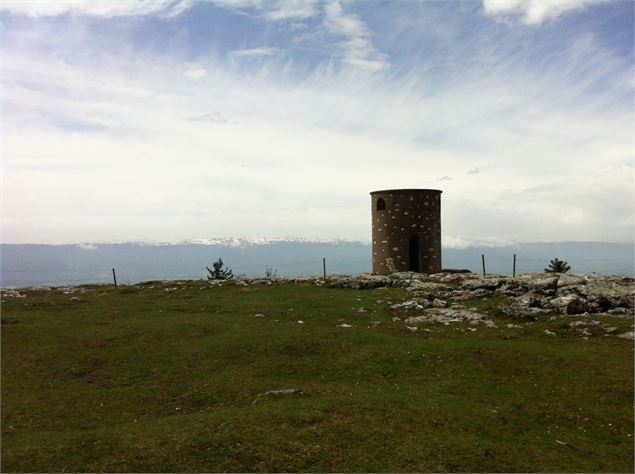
{"left": 545, "top": 257, "right": 571, "bottom": 273}
{"left": 206, "top": 258, "right": 233, "bottom": 280}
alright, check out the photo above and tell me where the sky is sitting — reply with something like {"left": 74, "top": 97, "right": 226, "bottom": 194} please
{"left": 1, "top": 0, "right": 633, "bottom": 246}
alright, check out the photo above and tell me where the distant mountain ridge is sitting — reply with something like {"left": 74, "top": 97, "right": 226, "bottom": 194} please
{"left": 176, "top": 237, "right": 364, "bottom": 247}
{"left": 9, "top": 237, "right": 630, "bottom": 250}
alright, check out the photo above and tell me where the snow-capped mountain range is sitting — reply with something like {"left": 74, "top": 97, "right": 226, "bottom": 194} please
{"left": 68, "top": 236, "right": 513, "bottom": 249}
{"left": 176, "top": 237, "right": 364, "bottom": 247}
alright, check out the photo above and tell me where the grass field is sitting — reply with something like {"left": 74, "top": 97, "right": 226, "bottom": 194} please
{"left": 1, "top": 280, "right": 633, "bottom": 472}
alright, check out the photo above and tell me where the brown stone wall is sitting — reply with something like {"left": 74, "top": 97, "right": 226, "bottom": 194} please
{"left": 371, "top": 189, "right": 442, "bottom": 275}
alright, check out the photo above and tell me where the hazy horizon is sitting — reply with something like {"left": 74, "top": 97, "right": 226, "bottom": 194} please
{"left": 2, "top": 240, "right": 633, "bottom": 288}
{"left": 2, "top": 236, "right": 634, "bottom": 248}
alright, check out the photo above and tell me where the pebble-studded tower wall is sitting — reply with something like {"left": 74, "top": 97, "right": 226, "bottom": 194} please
{"left": 370, "top": 189, "right": 442, "bottom": 275}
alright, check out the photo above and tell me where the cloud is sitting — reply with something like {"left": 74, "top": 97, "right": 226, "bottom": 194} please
{"left": 199, "top": 0, "right": 319, "bottom": 22}
{"left": 0, "top": 0, "right": 319, "bottom": 21}
{"left": 5, "top": 41, "right": 630, "bottom": 243}
{"left": 5, "top": 0, "right": 608, "bottom": 30}
{"left": 323, "top": 1, "right": 390, "bottom": 71}
{"left": 0, "top": 0, "right": 192, "bottom": 18}
{"left": 230, "top": 47, "right": 279, "bottom": 58}
{"left": 494, "top": 165, "right": 634, "bottom": 240}
{"left": 186, "top": 113, "right": 235, "bottom": 124}
{"left": 1, "top": 2, "right": 632, "bottom": 244}
{"left": 438, "top": 176, "right": 453, "bottom": 181}
{"left": 182, "top": 67, "right": 207, "bottom": 79}
{"left": 262, "top": 0, "right": 319, "bottom": 21}
{"left": 443, "top": 236, "right": 516, "bottom": 249}
{"left": 467, "top": 166, "right": 491, "bottom": 175}
{"left": 482, "top": 0, "right": 611, "bottom": 25}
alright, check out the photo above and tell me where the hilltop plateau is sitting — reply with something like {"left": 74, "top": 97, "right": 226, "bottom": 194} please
{"left": 1, "top": 271, "right": 633, "bottom": 472}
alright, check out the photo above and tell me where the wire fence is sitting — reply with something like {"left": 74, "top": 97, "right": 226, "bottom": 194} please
{"left": 1, "top": 254, "right": 633, "bottom": 288}
{"left": 0, "top": 259, "right": 366, "bottom": 287}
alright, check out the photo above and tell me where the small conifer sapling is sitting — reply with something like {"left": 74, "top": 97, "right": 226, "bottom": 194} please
{"left": 544, "top": 257, "right": 571, "bottom": 273}
{"left": 206, "top": 258, "right": 233, "bottom": 280}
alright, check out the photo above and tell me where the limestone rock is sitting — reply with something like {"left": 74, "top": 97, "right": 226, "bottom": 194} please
{"left": 461, "top": 278, "right": 502, "bottom": 291}
{"left": 557, "top": 274, "right": 588, "bottom": 288}
{"left": 407, "top": 280, "right": 451, "bottom": 292}
{"left": 432, "top": 298, "right": 448, "bottom": 308}
{"left": 527, "top": 276, "right": 559, "bottom": 292}
{"left": 500, "top": 305, "right": 550, "bottom": 319}
{"left": 405, "top": 307, "right": 491, "bottom": 326}
{"left": 549, "top": 295, "right": 590, "bottom": 315}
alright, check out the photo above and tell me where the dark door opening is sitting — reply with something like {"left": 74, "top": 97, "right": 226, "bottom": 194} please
{"left": 409, "top": 235, "right": 420, "bottom": 272}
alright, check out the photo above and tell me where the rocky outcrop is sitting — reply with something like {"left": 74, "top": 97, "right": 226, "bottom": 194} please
{"left": 370, "top": 271, "right": 632, "bottom": 338}
{"left": 406, "top": 272, "right": 634, "bottom": 316}
{"left": 211, "top": 271, "right": 633, "bottom": 320}
{"left": 405, "top": 307, "right": 495, "bottom": 327}
{"left": 549, "top": 295, "right": 591, "bottom": 315}
{"left": 220, "top": 272, "right": 635, "bottom": 317}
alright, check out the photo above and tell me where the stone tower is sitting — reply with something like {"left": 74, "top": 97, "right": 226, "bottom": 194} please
{"left": 370, "top": 189, "right": 442, "bottom": 274}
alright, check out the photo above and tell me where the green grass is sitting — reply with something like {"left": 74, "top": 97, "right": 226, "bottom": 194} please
{"left": 2, "top": 281, "right": 633, "bottom": 472}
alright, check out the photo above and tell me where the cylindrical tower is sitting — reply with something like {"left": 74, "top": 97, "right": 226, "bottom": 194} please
{"left": 370, "top": 189, "right": 442, "bottom": 274}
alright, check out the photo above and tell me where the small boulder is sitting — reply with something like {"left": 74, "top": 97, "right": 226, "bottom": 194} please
{"left": 470, "top": 288, "right": 493, "bottom": 299}
{"left": 499, "top": 305, "right": 550, "bottom": 319}
{"left": 549, "top": 295, "right": 590, "bottom": 315}
{"left": 527, "top": 277, "right": 559, "bottom": 292}
{"left": 461, "top": 278, "right": 501, "bottom": 291}
{"left": 432, "top": 298, "right": 448, "bottom": 308}
{"left": 557, "top": 274, "right": 588, "bottom": 288}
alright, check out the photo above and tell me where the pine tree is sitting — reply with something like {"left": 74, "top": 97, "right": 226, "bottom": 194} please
{"left": 206, "top": 258, "right": 233, "bottom": 280}
{"left": 544, "top": 257, "right": 571, "bottom": 273}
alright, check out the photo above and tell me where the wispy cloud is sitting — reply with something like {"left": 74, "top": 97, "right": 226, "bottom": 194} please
{"left": 323, "top": 1, "right": 389, "bottom": 71}
{"left": 1, "top": 1, "right": 632, "bottom": 244}
{"left": 187, "top": 112, "right": 235, "bottom": 124}
{"left": 262, "top": 0, "right": 319, "bottom": 21}
{"left": 202, "top": 0, "right": 319, "bottom": 22}
{"left": 2, "top": 0, "right": 609, "bottom": 29}
{"left": 182, "top": 66, "right": 207, "bottom": 79}
{"left": 0, "top": 0, "right": 320, "bottom": 22}
{"left": 482, "top": 0, "right": 612, "bottom": 25}
{"left": 230, "top": 47, "right": 279, "bottom": 58}
{"left": 467, "top": 166, "right": 492, "bottom": 175}
{"left": 0, "top": 0, "right": 191, "bottom": 18}
{"left": 4, "top": 39, "right": 630, "bottom": 242}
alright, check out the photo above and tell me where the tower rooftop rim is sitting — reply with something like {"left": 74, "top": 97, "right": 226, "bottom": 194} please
{"left": 370, "top": 188, "right": 442, "bottom": 195}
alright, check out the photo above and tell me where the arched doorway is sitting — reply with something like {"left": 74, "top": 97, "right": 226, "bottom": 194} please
{"left": 409, "top": 235, "right": 420, "bottom": 272}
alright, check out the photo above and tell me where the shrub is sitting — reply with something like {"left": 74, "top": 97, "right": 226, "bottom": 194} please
{"left": 206, "top": 258, "right": 233, "bottom": 280}
{"left": 545, "top": 257, "right": 571, "bottom": 273}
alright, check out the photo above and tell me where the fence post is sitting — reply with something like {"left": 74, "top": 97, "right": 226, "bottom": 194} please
{"left": 513, "top": 253, "right": 516, "bottom": 277}
{"left": 112, "top": 268, "right": 117, "bottom": 288}
{"left": 481, "top": 254, "right": 486, "bottom": 277}
{"left": 323, "top": 258, "right": 326, "bottom": 279}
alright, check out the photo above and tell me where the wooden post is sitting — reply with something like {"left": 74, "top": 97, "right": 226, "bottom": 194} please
{"left": 323, "top": 258, "right": 326, "bottom": 279}
{"left": 513, "top": 253, "right": 516, "bottom": 277}
{"left": 112, "top": 268, "right": 117, "bottom": 288}
{"left": 481, "top": 254, "right": 486, "bottom": 277}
